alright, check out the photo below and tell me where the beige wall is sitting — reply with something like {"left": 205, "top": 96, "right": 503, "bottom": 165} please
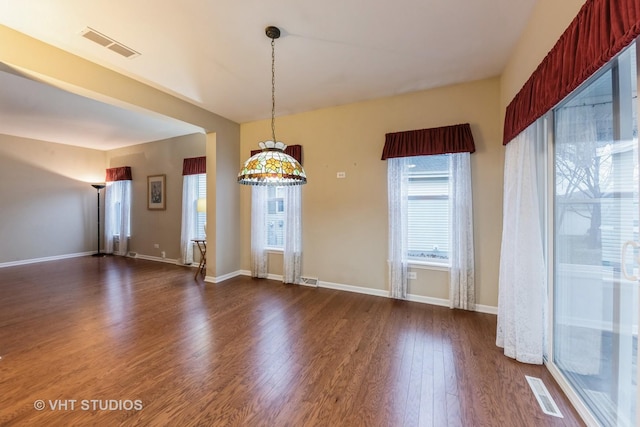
{"left": 106, "top": 133, "right": 206, "bottom": 261}
{"left": 241, "top": 77, "right": 503, "bottom": 307}
{"left": 0, "top": 1, "right": 588, "bottom": 295}
{"left": 0, "top": 129, "right": 241, "bottom": 277}
{"left": 500, "top": 0, "right": 587, "bottom": 121}
{"left": 0, "top": 24, "right": 242, "bottom": 277}
{"left": 0, "top": 133, "right": 106, "bottom": 263}
{"left": 207, "top": 127, "right": 242, "bottom": 278}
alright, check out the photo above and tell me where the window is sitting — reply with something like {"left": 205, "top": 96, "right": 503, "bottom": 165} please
{"left": 384, "top": 123, "right": 475, "bottom": 301}
{"left": 551, "top": 42, "right": 638, "bottom": 427}
{"left": 387, "top": 148, "right": 474, "bottom": 302}
{"left": 265, "top": 186, "right": 285, "bottom": 248}
{"left": 406, "top": 155, "right": 450, "bottom": 264}
{"left": 180, "top": 156, "right": 206, "bottom": 265}
{"left": 195, "top": 174, "right": 206, "bottom": 240}
{"left": 250, "top": 184, "right": 302, "bottom": 281}
{"left": 104, "top": 179, "right": 131, "bottom": 255}
{"left": 105, "top": 181, "right": 131, "bottom": 238}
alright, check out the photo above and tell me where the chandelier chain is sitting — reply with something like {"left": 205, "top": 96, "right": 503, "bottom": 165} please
{"left": 271, "top": 37, "right": 276, "bottom": 143}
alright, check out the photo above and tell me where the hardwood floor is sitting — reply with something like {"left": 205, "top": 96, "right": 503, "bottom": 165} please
{"left": 0, "top": 257, "right": 584, "bottom": 426}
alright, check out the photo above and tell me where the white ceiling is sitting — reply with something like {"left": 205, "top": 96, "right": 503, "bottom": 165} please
{"left": 0, "top": 0, "right": 537, "bottom": 150}
{"left": 0, "top": 65, "right": 203, "bottom": 150}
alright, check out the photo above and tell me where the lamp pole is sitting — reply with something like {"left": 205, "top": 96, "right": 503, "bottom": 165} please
{"left": 91, "top": 184, "right": 106, "bottom": 257}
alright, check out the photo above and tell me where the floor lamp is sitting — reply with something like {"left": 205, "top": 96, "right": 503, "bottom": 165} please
{"left": 91, "top": 184, "right": 106, "bottom": 257}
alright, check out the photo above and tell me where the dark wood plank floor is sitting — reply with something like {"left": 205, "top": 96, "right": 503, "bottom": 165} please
{"left": 0, "top": 257, "right": 584, "bottom": 426}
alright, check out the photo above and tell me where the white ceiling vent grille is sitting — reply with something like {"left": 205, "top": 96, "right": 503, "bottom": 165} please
{"left": 80, "top": 27, "right": 140, "bottom": 59}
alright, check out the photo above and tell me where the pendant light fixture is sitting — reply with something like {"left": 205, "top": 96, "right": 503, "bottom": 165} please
{"left": 238, "top": 26, "right": 307, "bottom": 186}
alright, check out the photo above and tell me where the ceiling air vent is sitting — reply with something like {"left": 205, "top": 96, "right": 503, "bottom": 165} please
{"left": 80, "top": 27, "right": 140, "bottom": 59}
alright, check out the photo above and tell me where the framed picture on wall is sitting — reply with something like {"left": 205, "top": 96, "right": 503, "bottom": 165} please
{"left": 147, "top": 175, "right": 166, "bottom": 210}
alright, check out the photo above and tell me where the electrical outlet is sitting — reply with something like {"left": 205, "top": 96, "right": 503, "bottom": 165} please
{"left": 161, "top": 251, "right": 166, "bottom": 258}
{"left": 408, "top": 272, "right": 417, "bottom": 280}
{"left": 337, "top": 172, "right": 346, "bottom": 178}
{"left": 154, "top": 243, "right": 159, "bottom": 249}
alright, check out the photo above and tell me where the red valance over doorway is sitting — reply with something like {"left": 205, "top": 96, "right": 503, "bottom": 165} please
{"left": 503, "top": 0, "right": 640, "bottom": 144}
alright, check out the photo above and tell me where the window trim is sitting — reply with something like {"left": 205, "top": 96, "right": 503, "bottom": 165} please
{"left": 409, "top": 260, "right": 450, "bottom": 271}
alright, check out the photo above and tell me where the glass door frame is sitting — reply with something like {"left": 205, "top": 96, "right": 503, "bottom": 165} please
{"left": 544, "top": 109, "right": 602, "bottom": 427}
{"left": 543, "top": 37, "right": 640, "bottom": 427}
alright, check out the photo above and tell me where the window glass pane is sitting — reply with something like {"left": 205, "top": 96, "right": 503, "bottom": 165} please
{"left": 195, "top": 174, "right": 206, "bottom": 239}
{"left": 406, "top": 155, "right": 450, "bottom": 263}
{"left": 553, "top": 42, "right": 637, "bottom": 427}
{"left": 266, "top": 186, "right": 285, "bottom": 248}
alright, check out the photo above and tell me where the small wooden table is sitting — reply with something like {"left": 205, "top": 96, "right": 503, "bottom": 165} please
{"left": 192, "top": 239, "right": 206, "bottom": 279}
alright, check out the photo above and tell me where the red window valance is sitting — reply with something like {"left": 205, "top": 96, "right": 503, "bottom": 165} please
{"left": 504, "top": 0, "right": 640, "bottom": 144}
{"left": 250, "top": 144, "right": 303, "bottom": 164}
{"left": 182, "top": 156, "right": 206, "bottom": 175}
{"left": 381, "top": 123, "right": 475, "bottom": 160}
{"left": 105, "top": 166, "right": 132, "bottom": 182}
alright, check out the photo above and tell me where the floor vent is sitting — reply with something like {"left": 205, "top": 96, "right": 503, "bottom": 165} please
{"left": 526, "top": 376, "right": 563, "bottom": 418}
{"left": 80, "top": 27, "right": 140, "bottom": 59}
{"left": 300, "top": 277, "right": 318, "bottom": 286}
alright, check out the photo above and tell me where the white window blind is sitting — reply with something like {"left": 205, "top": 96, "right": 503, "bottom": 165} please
{"left": 406, "top": 155, "right": 450, "bottom": 263}
{"left": 195, "top": 174, "right": 206, "bottom": 239}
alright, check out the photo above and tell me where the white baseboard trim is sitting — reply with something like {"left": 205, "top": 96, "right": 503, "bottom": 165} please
{"left": 0, "top": 251, "right": 94, "bottom": 268}
{"left": 406, "top": 294, "right": 449, "bottom": 307}
{"left": 1, "top": 255, "right": 497, "bottom": 314}
{"left": 405, "top": 293, "right": 497, "bottom": 314}
{"left": 319, "top": 280, "right": 389, "bottom": 297}
{"left": 235, "top": 270, "right": 283, "bottom": 282}
{"left": 230, "top": 270, "right": 496, "bottom": 313}
{"left": 474, "top": 304, "right": 498, "bottom": 315}
{"left": 135, "top": 254, "right": 179, "bottom": 265}
{"left": 204, "top": 270, "right": 245, "bottom": 284}
{"left": 1, "top": 256, "right": 494, "bottom": 313}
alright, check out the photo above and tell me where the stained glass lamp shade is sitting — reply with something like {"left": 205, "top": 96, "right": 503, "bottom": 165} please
{"left": 237, "top": 26, "right": 307, "bottom": 187}
{"left": 238, "top": 141, "right": 306, "bottom": 186}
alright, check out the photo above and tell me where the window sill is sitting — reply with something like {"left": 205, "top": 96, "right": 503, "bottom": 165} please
{"left": 408, "top": 261, "right": 450, "bottom": 272}
{"left": 266, "top": 247, "right": 283, "bottom": 254}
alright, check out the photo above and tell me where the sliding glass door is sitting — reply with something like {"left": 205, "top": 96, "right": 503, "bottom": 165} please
{"left": 553, "top": 43, "right": 638, "bottom": 426}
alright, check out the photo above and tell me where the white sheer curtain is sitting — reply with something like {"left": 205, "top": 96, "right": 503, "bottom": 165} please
{"left": 449, "top": 152, "right": 475, "bottom": 310}
{"left": 251, "top": 187, "right": 268, "bottom": 278}
{"left": 283, "top": 186, "right": 302, "bottom": 284}
{"left": 104, "top": 180, "right": 131, "bottom": 255}
{"left": 180, "top": 174, "right": 199, "bottom": 265}
{"left": 387, "top": 157, "right": 409, "bottom": 299}
{"left": 497, "top": 121, "right": 546, "bottom": 364}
